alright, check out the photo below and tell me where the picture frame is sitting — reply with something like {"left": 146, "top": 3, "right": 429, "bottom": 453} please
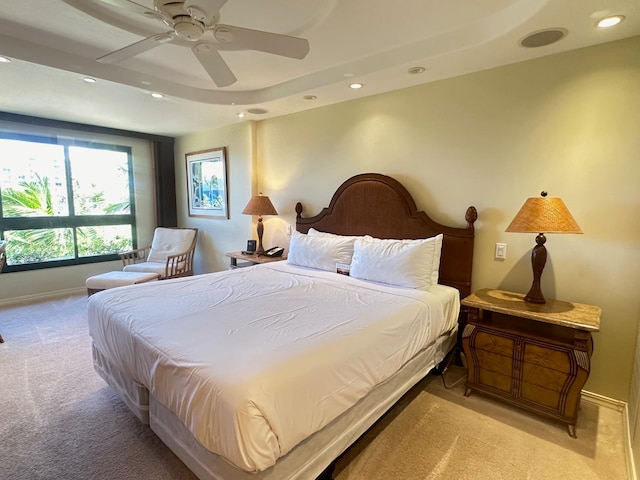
{"left": 186, "top": 147, "right": 229, "bottom": 219}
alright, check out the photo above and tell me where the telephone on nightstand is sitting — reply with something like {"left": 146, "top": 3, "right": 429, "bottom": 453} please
{"left": 261, "top": 246, "right": 284, "bottom": 258}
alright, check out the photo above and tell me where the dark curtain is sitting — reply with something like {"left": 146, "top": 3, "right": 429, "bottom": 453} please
{"left": 153, "top": 140, "right": 177, "bottom": 227}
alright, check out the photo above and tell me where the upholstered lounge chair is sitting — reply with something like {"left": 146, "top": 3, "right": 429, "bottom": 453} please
{"left": 120, "top": 227, "right": 198, "bottom": 279}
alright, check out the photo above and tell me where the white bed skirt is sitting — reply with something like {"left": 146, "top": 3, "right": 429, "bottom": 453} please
{"left": 147, "top": 329, "right": 457, "bottom": 480}
{"left": 92, "top": 343, "right": 150, "bottom": 424}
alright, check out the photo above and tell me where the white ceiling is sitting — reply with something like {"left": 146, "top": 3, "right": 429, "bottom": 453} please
{"left": 0, "top": 0, "right": 638, "bottom": 137}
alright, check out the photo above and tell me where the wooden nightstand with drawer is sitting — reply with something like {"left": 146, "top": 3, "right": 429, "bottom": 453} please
{"left": 461, "top": 288, "right": 601, "bottom": 438}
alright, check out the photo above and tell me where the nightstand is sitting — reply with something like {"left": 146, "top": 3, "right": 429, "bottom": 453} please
{"left": 225, "top": 251, "right": 286, "bottom": 269}
{"left": 460, "top": 288, "right": 601, "bottom": 438}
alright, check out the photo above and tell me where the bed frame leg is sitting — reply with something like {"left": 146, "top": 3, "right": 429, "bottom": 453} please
{"left": 316, "top": 461, "right": 336, "bottom": 480}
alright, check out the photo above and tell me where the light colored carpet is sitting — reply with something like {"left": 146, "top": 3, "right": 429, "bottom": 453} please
{"left": 0, "top": 294, "right": 629, "bottom": 480}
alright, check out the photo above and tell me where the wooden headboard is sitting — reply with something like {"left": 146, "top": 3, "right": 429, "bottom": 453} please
{"left": 295, "top": 173, "right": 477, "bottom": 298}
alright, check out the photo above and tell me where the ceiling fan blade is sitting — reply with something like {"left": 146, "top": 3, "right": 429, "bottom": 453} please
{"left": 192, "top": 42, "right": 237, "bottom": 87}
{"left": 97, "top": 0, "right": 172, "bottom": 24}
{"left": 184, "top": 0, "right": 228, "bottom": 23}
{"left": 97, "top": 0, "right": 156, "bottom": 16}
{"left": 97, "top": 33, "right": 174, "bottom": 64}
{"left": 215, "top": 25, "right": 310, "bottom": 59}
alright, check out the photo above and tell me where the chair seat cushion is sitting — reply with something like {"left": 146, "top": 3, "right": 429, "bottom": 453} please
{"left": 123, "top": 262, "right": 168, "bottom": 278}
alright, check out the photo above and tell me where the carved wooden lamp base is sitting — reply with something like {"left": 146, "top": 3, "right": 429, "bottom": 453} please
{"left": 524, "top": 233, "right": 547, "bottom": 304}
{"left": 256, "top": 216, "right": 265, "bottom": 255}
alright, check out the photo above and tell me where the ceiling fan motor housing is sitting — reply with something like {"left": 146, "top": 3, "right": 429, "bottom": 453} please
{"left": 173, "top": 15, "right": 205, "bottom": 41}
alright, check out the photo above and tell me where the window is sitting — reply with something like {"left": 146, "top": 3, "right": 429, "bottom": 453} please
{"left": 0, "top": 133, "right": 136, "bottom": 271}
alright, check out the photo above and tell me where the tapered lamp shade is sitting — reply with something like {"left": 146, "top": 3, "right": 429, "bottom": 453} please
{"left": 242, "top": 194, "right": 278, "bottom": 254}
{"left": 506, "top": 193, "right": 582, "bottom": 304}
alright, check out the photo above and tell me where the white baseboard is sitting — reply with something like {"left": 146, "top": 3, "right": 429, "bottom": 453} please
{"left": 582, "top": 390, "right": 636, "bottom": 480}
{"left": 0, "top": 286, "right": 86, "bottom": 307}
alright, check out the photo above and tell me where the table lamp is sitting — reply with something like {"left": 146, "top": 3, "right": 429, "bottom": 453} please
{"left": 505, "top": 191, "right": 582, "bottom": 304}
{"left": 242, "top": 193, "right": 278, "bottom": 254}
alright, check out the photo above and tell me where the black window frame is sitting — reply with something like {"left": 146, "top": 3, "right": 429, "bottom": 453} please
{"left": 0, "top": 110, "right": 177, "bottom": 274}
{"left": 0, "top": 131, "right": 137, "bottom": 272}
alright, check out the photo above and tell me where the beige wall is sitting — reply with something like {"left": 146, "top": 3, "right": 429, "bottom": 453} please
{"left": 175, "top": 121, "right": 256, "bottom": 273}
{"left": 178, "top": 37, "right": 639, "bottom": 401}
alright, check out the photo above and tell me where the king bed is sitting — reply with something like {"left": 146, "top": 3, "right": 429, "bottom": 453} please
{"left": 88, "top": 173, "right": 477, "bottom": 480}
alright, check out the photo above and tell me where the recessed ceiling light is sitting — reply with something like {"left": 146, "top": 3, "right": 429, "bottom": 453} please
{"left": 303, "top": 95, "right": 317, "bottom": 101}
{"left": 520, "top": 29, "right": 567, "bottom": 48}
{"left": 0, "top": 56, "right": 11, "bottom": 63}
{"left": 349, "top": 82, "right": 363, "bottom": 89}
{"left": 597, "top": 15, "right": 624, "bottom": 28}
{"left": 247, "top": 108, "right": 268, "bottom": 115}
{"left": 150, "top": 92, "right": 164, "bottom": 99}
{"left": 407, "top": 66, "right": 426, "bottom": 75}
{"left": 83, "top": 77, "right": 96, "bottom": 83}
{"left": 237, "top": 112, "right": 245, "bottom": 118}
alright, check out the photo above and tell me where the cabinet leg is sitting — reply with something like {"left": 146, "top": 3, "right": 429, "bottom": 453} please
{"left": 567, "top": 424, "right": 577, "bottom": 438}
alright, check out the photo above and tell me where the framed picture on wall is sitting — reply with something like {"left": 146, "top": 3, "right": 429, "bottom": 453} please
{"left": 186, "top": 146, "right": 229, "bottom": 219}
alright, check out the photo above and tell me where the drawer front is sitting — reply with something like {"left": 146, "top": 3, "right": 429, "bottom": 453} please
{"left": 522, "top": 343, "right": 572, "bottom": 373}
{"left": 478, "top": 369, "right": 514, "bottom": 394}
{"left": 520, "top": 381, "right": 562, "bottom": 411}
{"left": 474, "top": 349, "right": 514, "bottom": 377}
{"left": 521, "top": 363, "right": 570, "bottom": 392}
{"left": 474, "top": 330, "right": 515, "bottom": 357}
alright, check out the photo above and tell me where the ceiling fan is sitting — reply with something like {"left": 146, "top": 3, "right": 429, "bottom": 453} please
{"left": 96, "top": 0, "right": 310, "bottom": 87}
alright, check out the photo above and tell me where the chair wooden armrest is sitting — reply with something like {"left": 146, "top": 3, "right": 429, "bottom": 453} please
{"left": 164, "top": 228, "right": 198, "bottom": 279}
{"left": 120, "top": 246, "right": 151, "bottom": 267}
{"left": 165, "top": 248, "right": 196, "bottom": 279}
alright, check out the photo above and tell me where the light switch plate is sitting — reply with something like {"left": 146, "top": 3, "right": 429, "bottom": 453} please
{"left": 495, "top": 243, "right": 507, "bottom": 259}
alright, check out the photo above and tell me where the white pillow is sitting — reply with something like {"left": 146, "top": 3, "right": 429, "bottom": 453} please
{"left": 307, "top": 228, "right": 362, "bottom": 261}
{"left": 287, "top": 230, "right": 355, "bottom": 272}
{"left": 349, "top": 234, "right": 443, "bottom": 289}
{"left": 308, "top": 228, "right": 362, "bottom": 241}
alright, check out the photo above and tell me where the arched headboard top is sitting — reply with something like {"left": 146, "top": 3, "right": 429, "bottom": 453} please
{"left": 295, "top": 173, "right": 477, "bottom": 298}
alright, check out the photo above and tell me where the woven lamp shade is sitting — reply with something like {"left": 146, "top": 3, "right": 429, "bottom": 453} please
{"left": 506, "top": 197, "right": 582, "bottom": 234}
{"left": 242, "top": 195, "right": 278, "bottom": 216}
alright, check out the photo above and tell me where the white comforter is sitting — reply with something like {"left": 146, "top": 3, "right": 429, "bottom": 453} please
{"left": 88, "top": 262, "right": 459, "bottom": 472}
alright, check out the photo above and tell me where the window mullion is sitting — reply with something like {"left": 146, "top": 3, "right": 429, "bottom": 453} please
{"left": 64, "top": 144, "right": 80, "bottom": 259}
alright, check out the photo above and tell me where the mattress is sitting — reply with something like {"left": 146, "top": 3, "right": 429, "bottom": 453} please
{"left": 88, "top": 262, "right": 459, "bottom": 473}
